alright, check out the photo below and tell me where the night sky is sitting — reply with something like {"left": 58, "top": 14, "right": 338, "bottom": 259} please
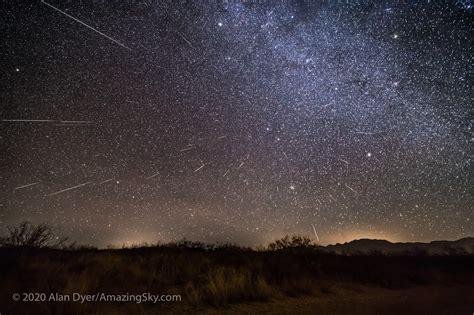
{"left": 1, "top": 0, "right": 472, "bottom": 247}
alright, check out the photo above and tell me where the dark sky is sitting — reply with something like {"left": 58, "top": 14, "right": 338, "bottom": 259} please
{"left": 1, "top": 0, "right": 472, "bottom": 246}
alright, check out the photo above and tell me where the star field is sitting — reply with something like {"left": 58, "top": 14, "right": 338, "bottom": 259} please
{"left": 0, "top": 1, "right": 472, "bottom": 246}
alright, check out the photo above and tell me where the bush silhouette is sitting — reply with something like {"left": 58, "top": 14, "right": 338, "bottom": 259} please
{"left": 0, "top": 221, "right": 69, "bottom": 248}
{"left": 267, "top": 235, "right": 314, "bottom": 250}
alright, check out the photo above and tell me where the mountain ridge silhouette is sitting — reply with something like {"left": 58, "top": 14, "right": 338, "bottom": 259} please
{"left": 322, "top": 237, "right": 474, "bottom": 255}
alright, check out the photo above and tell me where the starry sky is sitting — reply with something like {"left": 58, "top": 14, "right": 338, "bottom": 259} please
{"left": 1, "top": 0, "right": 472, "bottom": 247}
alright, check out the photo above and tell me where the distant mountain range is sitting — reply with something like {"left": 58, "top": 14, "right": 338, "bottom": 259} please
{"left": 322, "top": 237, "right": 474, "bottom": 255}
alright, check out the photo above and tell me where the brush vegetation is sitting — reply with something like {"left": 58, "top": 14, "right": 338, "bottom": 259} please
{"left": 1, "top": 222, "right": 473, "bottom": 315}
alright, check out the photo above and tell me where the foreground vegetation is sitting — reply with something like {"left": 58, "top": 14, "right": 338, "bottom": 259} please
{"left": 1, "top": 223, "right": 473, "bottom": 314}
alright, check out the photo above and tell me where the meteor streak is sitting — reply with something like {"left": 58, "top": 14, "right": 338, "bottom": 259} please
{"left": 311, "top": 224, "right": 320, "bottom": 242}
{"left": 193, "top": 164, "right": 205, "bottom": 173}
{"left": 14, "top": 182, "right": 40, "bottom": 190}
{"left": 45, "top": 182, "right": 92, "bottom": 197}
{"left": 41, "top": 0, "right": 131, "bottom": 51}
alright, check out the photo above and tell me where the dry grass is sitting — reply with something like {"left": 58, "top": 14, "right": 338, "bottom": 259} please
{"left": 0, "top": 239, "right": 473, "bottom": 314}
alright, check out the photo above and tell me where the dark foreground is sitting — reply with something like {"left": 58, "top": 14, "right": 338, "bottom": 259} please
{"left": 1, "top": 245, "right": 473, "bottom": 315}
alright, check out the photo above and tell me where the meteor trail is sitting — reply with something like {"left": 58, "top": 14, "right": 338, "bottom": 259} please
{"left": 146, "top": 172, "right": 160, "bottom": 180}
{"left": 2, "top": 119, "right": 92, "bottom": 125}
{"left": 311, "top": 224, "right": 320, "bottom": 242}
{"left": 344, "top": 183, "right": 358, "bottom": 194}
{"left": 14, "top": 182, "right": 40, "bottom": 190}
{"left": 175, "top": 30, "right": 194, "bottom": 49}
{"left": 2, "top": 119, "right": 53, "bottom": 123}
{"left": 193, "top": 164, "right": 205, "bottom": 173}
{"left": 99, "top": 178, "right": 114, "bottom": 185}
{"left": 338, "top": 158, "right": 349, "bottom": 165}
{"left": 41, "top": 0, "right": 131, "bottom": 51}
{"left": 355, "top": 131, "right": 376, "bottom": 135}
{"left": 180, "top": 146, "right": 194, "bottom": 152}
{"left": 321, "top": 100, "right": 335, "bottom": 108}
{"left": 55, "top": 120, "right": 93, "bottom": 127}
{"left": 45, "top": 182, "right": 92, "bottom": 197}
{"left": 59, "top": 120, "right": 92, "bottom": 124}
{"left": 222, "top": 168, "right": 231, "bottom": 178}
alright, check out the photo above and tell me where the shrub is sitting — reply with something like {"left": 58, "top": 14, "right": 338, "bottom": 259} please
{"left": 0, "top": 221, "right": 69, "bottom": 248}
{"left": 267, "top": 235, "right": 314, "bottom": 251}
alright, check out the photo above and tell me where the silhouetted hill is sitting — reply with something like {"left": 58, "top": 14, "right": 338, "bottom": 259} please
{"left": 324, "top": 237, "right": 474, "bottom": 255}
